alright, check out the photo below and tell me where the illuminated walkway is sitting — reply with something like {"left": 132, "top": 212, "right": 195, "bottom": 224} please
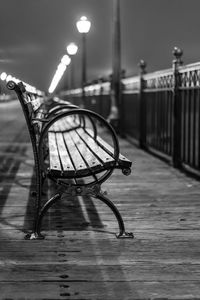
{"left": 0, "top": 100, "right": 200, "bottom": 299}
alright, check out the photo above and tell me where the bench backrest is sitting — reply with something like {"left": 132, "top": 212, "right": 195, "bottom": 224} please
{"left": 7, "top": 81, "right": 51, "bottom": 131}
{"left": 6, "top": 81, "right": 48, "bottom": 165}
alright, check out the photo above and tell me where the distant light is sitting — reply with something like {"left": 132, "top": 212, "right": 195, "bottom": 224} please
{"left": 57, "top": 62, "right": 67, "bottom": 73}
{"left": 48, "top": 73, "right": 62, "bottom": 94}
{"left": 6, "top": 75, "right": 13, "bottom": 82}
{"left": 12, "top": 77, "right": 20, "bottom": 83}
{"left": 61, "top": 55, "right": 71, "bottom": 66}
{"left": 0, "top": 71, "right": 43, "bottom": 95}
{"left": 48, "top": 53, "right": 71, "bottom": 94}
{"left": 76, "top": 16, "right": 91, "bottom": 33}
{"left": 48, "top": 63, "right": 67, "bottom": 94}
{"left": 67, "top": 43, "right": 78, "bottom": 56}
{"left": 24, "top": 83, "right": 36, "bottom": 94}
{"left": 0, "top": 72, "right": 7, "bottom": 81}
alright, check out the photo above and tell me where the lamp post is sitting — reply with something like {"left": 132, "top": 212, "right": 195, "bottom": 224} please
{"left": 66, "top": 42, "right": 78, "bottom": 90}
{"left": 76, "top": 16, "right": 91, "bottom": 106}
{"left": 107, "top": 0, "right": 121, "bottom": 133}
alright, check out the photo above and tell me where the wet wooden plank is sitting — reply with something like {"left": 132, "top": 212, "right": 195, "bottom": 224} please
{"left": 0, "top": 282, "right": 62, "bottom": 299}
{"left": 1, "top": 281, "right": 200, "bottom": 299}
{"left": 1, "top": 263, "right": 200, "bottom": 282}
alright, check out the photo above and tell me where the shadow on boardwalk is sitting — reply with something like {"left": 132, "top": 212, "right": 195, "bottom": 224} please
{"left": 0, "top": 101, "right": 200, "bottom": 299}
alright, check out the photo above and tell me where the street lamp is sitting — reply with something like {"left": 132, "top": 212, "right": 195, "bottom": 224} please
{"left": 76, "top": 16, "right": 91, "bottom": 106}
{"left": 66, "top": 43, "right": 78, "bottom": 89}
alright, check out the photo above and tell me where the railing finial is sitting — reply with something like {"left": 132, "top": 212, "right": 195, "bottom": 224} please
{"left": 138, "top": 59, "right": 147, "bottom": 75}
{"left": 173, "top": 47, "right": 183, "bottom": 65}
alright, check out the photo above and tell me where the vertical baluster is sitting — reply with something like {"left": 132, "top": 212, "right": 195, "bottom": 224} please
{"left": 160, "top": 90, "right": 165, "bottom": 152}
{"left": 166, "top": 89, "right": 170, "bottom": 155}
{"left": 198, "top": 88, "right": 200, "bottom": 169}
{"left": 169, "top": 78, "right": 174, "bottom": 156}
{"left": 152, "top": 93, "right": 155, "bottom": 147}
{"left": 139, "top": 60, "right": 147, "bottom": 149}
{"left": 156, "top": 91, "right": 159, "bottom": 150}
{"left": 162, "top": 91, "right": 166, "bottom": 153}
{"left": 192, "top": 87, "right": 197, "bottom": 168}
{"left": 187, "top": 88, "right": 192, "bottom": 165}
{"left": 182, "top": 89, "right": 186, "bottom": 163}
{"left": 172, "top": 47, "right": 183, "bottom": 168}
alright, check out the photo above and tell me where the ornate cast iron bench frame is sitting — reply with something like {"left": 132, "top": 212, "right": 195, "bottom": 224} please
{"left": 7, "top": 80, "right": 134, "bottom": 240}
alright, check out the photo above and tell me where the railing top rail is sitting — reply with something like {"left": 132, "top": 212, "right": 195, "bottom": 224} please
{"left": 122, "top": 76, "right": 140, "bottom": 85}
{"left": 60, "top": 60, "right": 200, "bottom": 97}
{"left": 143, "top": 68, "right": 173, "bottom": 80}
{"left": 178, "top": 61, "right": 200, "bottom": 73}
{"left": 121, "top": 62, "right": 200, "bottom": 85}
{"left": 60, "top": 88, "right": 82, "bottom": 96}
{"left": 85, "top": 81, "right": 110, "bottom": 92}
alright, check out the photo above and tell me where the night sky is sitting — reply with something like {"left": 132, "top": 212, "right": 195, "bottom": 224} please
{"left": 0, "top": 0, "right": 200, "bottom": 92}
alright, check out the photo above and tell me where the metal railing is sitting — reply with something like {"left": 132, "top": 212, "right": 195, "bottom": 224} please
{"left": 61, "top": 47, "right": 200, "bottom": 177}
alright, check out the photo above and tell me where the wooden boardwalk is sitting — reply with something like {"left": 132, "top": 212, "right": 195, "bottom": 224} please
{"left": 0, "top": 100, "right": 200, "bottom": 299}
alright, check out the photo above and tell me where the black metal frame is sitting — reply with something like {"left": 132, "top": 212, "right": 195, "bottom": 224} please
{"left": 7, "top": 81, "right": 133, "bottom": 240}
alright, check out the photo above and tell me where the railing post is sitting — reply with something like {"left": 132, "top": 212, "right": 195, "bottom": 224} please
{"left": 139, "top": 59, "right": 147, "bottom": 149}
{"left": 172, "top": 47, "right": 183, "bottom": 168}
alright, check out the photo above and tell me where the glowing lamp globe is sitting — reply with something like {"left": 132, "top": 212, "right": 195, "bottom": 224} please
{"left": 67, "top": 43, "right": 78, "bottom": 56}
{"left": 76, "top": 16, "right": 91, "bottom": 33}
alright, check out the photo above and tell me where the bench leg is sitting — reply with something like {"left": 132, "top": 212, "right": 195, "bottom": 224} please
{"left": 36, "top": 193, "right": 62, "bottom": 238}
{"left": 25, "top": 193, "right": 61, "bottom": 240}
{"left": 95, "top": 192, "right": 134, "bottom": 239}
{"left": 25, "top": 168, "right": 43, "bottom": 240}
{"left": 24, "top": 185, "right": 133, "bottom": 239}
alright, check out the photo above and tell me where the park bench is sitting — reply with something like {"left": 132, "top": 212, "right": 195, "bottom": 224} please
{"left": 7, "top": 80, "right": 134, "bottom": 240}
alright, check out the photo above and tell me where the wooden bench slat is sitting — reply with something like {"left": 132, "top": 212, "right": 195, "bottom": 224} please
{"left": 55, "top": 132, "right": 75, "bottom": 173}
{"left": 62, "top": 131, "right": 88, "bottom": 173}
{"left": 48, "top": 132, "right": 62, "bottom": 172}
{"left": 86, "top": 128, "right": 132, "bottom": 168}
{"left": 62, "top": 115, "right": 81, "bottom": 131}
{"left": 50, "top": 116, "right": 78, "bottom": 132}
{"left": 68, "top": 129, "right": 103, "bottom": 170}
{"left": 49, "top": 121, "right": 59, "bottom": 132}
{"left": 75, "top": 128, "right": 115, "bottom": 166}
